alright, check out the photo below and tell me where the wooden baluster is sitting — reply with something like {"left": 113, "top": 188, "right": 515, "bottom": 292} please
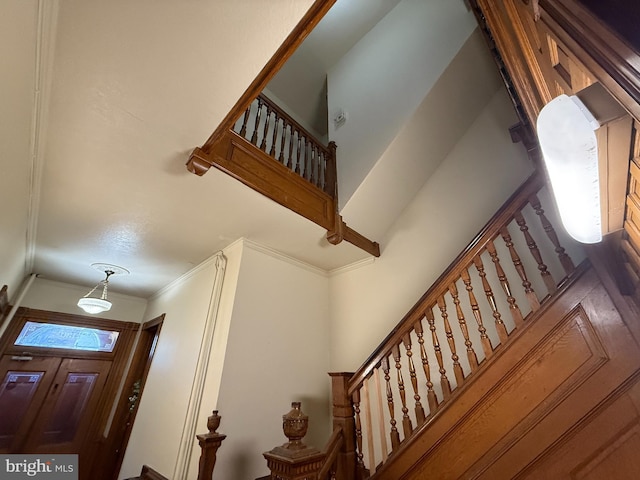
{"left": 295, "top": 133, "right": 302, "bottom": 174}
{"left": 269, "top": 113, "right": 279, "bottom": 157}
{"left": 425, "top": 307, "right": 452, "bottom": 400}
{"left": 361, "top": 380, "right": 376, "bottom": 474}
{"left": 381, "top": 355, "right": 401, "bottom": 449}
{"left": 448, "top": 282, "right": 479, "bottom": 372}
{"left": 278, "top": 122, "right": 287, "bottom": 164}
{"left": 372, "top": 368, "right": 389, "bottom": 460}
{"left": 238, "top": 104, "right": 251, "bottom": 138}
{"left": 460, "top": 267, "right": 493, "bottom": 359}
{"left": 486, "top": 239, "right": 524, "bottom": 328}
{"left": 319, "top": 151, "right": 326, "bottom": 190}
{"left": 529, "top": 194, "right": 575, "bottom": 275}
{"left": 325, "top": 142, "right": 337, "bottom": 198}
{"left": 250, "top": 97, "right": 263, "bottom": 145}
{"left": 474, "top": 255, "right": 509, "bottom": 345}
{"left": 304, "top": 138, "right": 312, "bottom": 181}
{"left": 414, "top": 320, "right": 438, "bottom": 415}
{"left": 514, "top": 211, "right": 556, "bottom": 295}
{"left": 402, "top": 333, "right": 426, "bottom": 425}
{"left": 329, "top": 373, "right": 357, "bottom": 480}
{"left": 260, "top": 105, "right": 272, "bottom": 151}
{"left": 352, "top": 389, "right": 366, "bottom": 474}
{"left": 500, "top": 227, "right": 541, "bottom": 312}
{"left": 436, "top": 295, "right": 464, "bottom": 387}
{"left": 287, "top": 127, "right": 295, "bottom": 170}
{"left": 391, "top": 344, "right": 413, "bottom": 437}
{"left": 309, "top": 145, "right": 317, "bottom": 185}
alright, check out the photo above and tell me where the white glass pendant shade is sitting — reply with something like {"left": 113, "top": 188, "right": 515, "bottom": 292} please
{"left": 77, "top": 296, "right": 112, "bottom": 314}
{"left": 537, "top": 94, "right": 601, "bottom": 244}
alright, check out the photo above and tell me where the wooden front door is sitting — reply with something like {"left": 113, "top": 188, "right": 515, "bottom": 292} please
{"left": 0, "top": 354, "right": 112, "bottom": 477}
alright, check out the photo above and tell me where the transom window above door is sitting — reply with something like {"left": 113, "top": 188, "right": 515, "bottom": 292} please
{"left": 14, "top": 321, "right": 119, "bottom": 352}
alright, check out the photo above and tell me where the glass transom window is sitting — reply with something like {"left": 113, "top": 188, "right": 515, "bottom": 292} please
{"left": 14, "top": 321, "right": 119, "bottom": 352}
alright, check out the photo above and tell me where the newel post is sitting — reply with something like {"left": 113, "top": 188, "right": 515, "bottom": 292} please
{"left": 330, "top": 372, "right": 356, "bottom": 480}
{"left": 263, "top": 402, "right": 325, "bottom": 480}
{"left": 324, "top": 141, "right": 338, "bottom": 199}
{"left": 196, "top": 410, "right": 227, "bottom": 480}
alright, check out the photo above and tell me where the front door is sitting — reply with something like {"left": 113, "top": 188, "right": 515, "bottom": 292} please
{"left": 0, "top": 308, "right": 140, "bottom": 480}
{"left": 0, "top": 354, "right": 112, "bottom": 477}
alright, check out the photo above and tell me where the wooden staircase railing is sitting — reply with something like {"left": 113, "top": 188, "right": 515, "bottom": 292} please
{"left": 330, "top": 172, "right": 580, "bottom": 476}
{"left": 233, "top": 93, "right": 337, "bottom": 198}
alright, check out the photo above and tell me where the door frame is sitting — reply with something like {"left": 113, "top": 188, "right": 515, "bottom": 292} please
{"left": 92, "top": 314, "right": 164, "bottom": 480}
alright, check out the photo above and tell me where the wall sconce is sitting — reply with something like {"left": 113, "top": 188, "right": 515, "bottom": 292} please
{"left": 78, "top": 263, "right": 129, "bottom": 314}
{"left": 537, "top": 83, "right": 632, "bottom": 244}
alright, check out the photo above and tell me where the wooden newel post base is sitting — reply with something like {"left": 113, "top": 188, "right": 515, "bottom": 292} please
{"left": 329, "top": 372, "right": 357, "bottom": 480}
{"left": 263, "top": 402, "right": 325, "bottom": 480}
{"left": 196, "top": 410, "right": 227, "bottom": 480}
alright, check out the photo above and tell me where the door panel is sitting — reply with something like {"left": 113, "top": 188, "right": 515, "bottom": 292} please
{"left": 0, "top": 355, "right": 61, "bottom": 452}
{"left": 23, "top": 358, "right": 112, "bottom": 454}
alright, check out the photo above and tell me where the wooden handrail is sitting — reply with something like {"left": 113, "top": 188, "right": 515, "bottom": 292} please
{"left": 317, "top": 426, "right": 344, "bottom": 479}
{"left": 347, "top": 173, "right": 545, "bottom": 394}
{"left": 199, "top": 0, "right": 336, "bottom": 156}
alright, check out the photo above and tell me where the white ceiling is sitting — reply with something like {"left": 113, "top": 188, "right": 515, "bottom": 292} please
{"left": 3, "top": 0, "right": 492, "bottom": 300}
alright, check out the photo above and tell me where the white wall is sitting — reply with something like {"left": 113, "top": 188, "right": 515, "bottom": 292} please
{"left": 327, "top": 0, "right": 477, "bottom": 207}
{"left": 119, "top": 250, "right": 234, "bottom": 479}
{"left": 21, "top": 277, "right": 147, "bottom": 323}
{"left": 0, "top": 0, "right": 38, "bottom": 297}
{"left": 329, "top": 90, "right": 535, "bottom": 371}
{"left": 214, "top": 241, "right": 331, "bottom": 480}
{"left": 119, "top": 239, "right": 331, "bottom": 480}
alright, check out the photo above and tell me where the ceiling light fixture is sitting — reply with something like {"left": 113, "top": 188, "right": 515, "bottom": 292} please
{"left": 537, "top": 83, "right": 632, "bottom": 245}
{"left": 537, "top": 93, "right": 601, "bottom": 244}
{"left": 77, "top": 263, "right": 129, "bottom": 314}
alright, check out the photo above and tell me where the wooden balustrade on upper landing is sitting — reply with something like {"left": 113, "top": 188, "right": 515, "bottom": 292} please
{"left": 183, "top": 0, "right": 378, "bottom": 258}
{"left": 186, "top": 91, "right": 379, "bottom": 258}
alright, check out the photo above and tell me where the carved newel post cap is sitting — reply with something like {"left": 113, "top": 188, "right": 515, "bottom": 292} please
{"left": 264, "top": 402, "right": 322, "bottom": 464}
{"left": 282, "top": 402, "right": 308, "bottom": 450}
{"left": 207, "top": 410, "right": 221, "bottom": 433}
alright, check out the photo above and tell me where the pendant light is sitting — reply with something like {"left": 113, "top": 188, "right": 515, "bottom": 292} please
{"left": 78, "top": 263, "right": 129, "bottom": 314}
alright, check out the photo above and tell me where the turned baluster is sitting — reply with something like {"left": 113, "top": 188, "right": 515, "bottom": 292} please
{"left": 304, "top": 137, "right": 311, "bottom": 181}
{"left": 391, "top": 344, "right": 413, "bottom": 437}
{"left": 529, "top": 194, "right": 575, "bottom": 275}
{"left": 286, "top": 127, "right": 295, "bottom": 170}
{"left": 260, "top": 105, "right": 272, "bottom": 151}
{"left": 474, "top": 255, "right": 509, "bottom": 345}
{"left": 425, "top": 307, "right": 452, "bottom": 400}
{"left": 372, "top": 368, "right": 389, "bottom": 459}
{"left": 352, "top": 389, "right": 366, "bottom": 473}
{"left": 461, "top": 267, "right": 493, "bottom": 359}
{"left": 361, "top": 379, "right": 375, "bottom": 473}
{"left": 269, "top": 113, "right": 279, "bottom": 157}
{"left": 238, "top": 104, "right": 251, "bottom": 138}
{"left": 448, "top": 282, "right": 479, "bottom": 372}
{"left": 436, "top": 295, "right": 464, "bottom": 386}
{"left": 381, "top": 355, "right": 401, "bottom": 449}
{"left": 500, "top": 227, "right": 541, "bottom": 312}
{"left": 309, "top": 145, "right": 317, "bottom": 185}
{"left": 486, "top": 240, "right": 524, "bottom": 328}
{"left": 295, "top": 133, "right": 302, "bottom": 174}
{"left": 514, "top": 211, "right": 556, "bottom": 295}
{"left": 250, "top": 97, "right": 263, "bottom": 145}
{"left": 414, "top": 320, "right": 438, "bottom": 414}
{"left": 278, "top": 123, "right": 288, "bottom": 164}
{"left": 402, "top": 333, "right": 426, "bottom": 425}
